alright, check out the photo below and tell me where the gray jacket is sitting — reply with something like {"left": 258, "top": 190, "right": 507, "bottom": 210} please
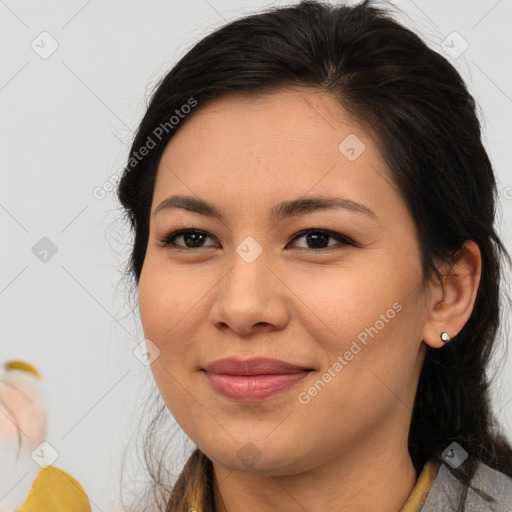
{"left": 421, "top": 462, "right": 512, "bottom": 511}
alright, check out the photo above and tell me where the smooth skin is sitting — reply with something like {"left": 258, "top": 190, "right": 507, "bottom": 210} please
{"left": 138, "top": 88, "right": 481, "bottom": 512}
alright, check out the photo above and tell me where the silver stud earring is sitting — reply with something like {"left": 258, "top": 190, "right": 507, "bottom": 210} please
{"left": 440, "top": 332, "right": 451, "bottom": 343}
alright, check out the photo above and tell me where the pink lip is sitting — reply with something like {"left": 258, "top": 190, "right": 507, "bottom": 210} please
{"left": 203, "top": 357, "right": 311, "bottom": 375}
{"left": 202, "top": 357, "right": 313, "bottom": 402}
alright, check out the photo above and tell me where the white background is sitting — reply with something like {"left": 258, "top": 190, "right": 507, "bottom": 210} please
{"left": 1, "top": 1, "right": 511, "bottom": 510}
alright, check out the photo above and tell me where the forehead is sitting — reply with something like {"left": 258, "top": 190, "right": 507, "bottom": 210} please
{"left": 152, "top": 88, "right": 403, "bottom": 224}
{"left": 167, "top": 87, "right": 361, "bottom": 154}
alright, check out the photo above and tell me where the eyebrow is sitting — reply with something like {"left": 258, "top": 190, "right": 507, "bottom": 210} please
{"left": 154, "top": 194, "right": 377, "bottom": 223}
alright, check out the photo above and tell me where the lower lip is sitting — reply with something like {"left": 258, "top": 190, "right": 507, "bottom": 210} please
{"left": 203, "top": 371, "right": 311, "bottom": 402}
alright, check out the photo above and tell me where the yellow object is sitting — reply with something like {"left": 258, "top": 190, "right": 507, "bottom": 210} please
{"left": 5, "top": 360, "right": 42, "bottom": 380}
{"left": 399, "top": 459, "right": 439, "bottom": 511}
{"left": 1, "top": 360, "right": 91, "bottom": 511}
{"left": 17, "top": 465, "right": 91, "bottom": 512}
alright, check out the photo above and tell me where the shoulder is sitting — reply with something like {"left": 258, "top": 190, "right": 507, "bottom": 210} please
{"left": 421, "top": 460, "right": 512, "bottom": 512}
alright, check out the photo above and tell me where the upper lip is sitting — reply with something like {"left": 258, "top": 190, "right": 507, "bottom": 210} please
{"left": 202, "top": 357, "right": 312, "bottom": 375}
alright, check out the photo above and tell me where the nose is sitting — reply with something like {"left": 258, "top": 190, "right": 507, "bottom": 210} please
{"left": 209, "top": 252, "right": 291, "bottom": 337}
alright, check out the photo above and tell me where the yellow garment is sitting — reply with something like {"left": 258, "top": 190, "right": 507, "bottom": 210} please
{"left": 399, "top": 460, "right": 439, "bottom": 512}
{"left": 17, "top": 465, "right": 91, "bottom": 512}
{"left": 5, "top": 360, "right": 41, "bottom": 380}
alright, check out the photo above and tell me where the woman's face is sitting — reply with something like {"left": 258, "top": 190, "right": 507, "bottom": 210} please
{"left": 138, "top": 88, "right": 433, "bottom": 475}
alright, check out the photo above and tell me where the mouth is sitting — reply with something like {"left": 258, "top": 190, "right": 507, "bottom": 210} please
{"left": 202, "top": 356, "right": 313, "bottom": 375}
{"left": 201, "top": 357, "right": 314, "bottom": 402}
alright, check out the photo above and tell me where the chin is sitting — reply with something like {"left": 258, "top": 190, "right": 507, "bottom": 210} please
{"left": 201, "top": 436, "right": 312, "bottom": 476}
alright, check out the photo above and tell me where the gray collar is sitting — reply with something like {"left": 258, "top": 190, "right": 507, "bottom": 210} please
{"left": 421, "top": 461, "right": 512, "bottom": 511}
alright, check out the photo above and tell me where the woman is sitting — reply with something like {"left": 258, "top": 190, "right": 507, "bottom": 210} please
{"left": 117, "top": 0, "right": 512, "bottom": 510}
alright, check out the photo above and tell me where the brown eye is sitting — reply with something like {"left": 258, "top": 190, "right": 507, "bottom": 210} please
{"left": 287, "top": 229, "right": 355, "bottom": 251}
{"left": 158, "top": 229, "right": 218, "bottom": 249}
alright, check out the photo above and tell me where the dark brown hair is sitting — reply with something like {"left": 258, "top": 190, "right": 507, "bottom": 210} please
{"left": 117, "top": 1, "right": 512, "bottom": 510}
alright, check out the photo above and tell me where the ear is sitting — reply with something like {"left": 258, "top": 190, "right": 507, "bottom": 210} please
{"left": 421, "top": 240, "right": 482, "bottom": 348}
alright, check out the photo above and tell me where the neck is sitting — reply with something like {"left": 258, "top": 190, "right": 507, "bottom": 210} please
{"left": 212, "top": 437, "right": 419, "bottom": 512}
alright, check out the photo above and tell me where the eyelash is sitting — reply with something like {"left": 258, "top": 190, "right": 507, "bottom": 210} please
{"left": 157, "top": 228, "right": 357, "bottom": 252}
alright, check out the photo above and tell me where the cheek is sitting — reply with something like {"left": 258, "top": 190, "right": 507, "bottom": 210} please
{"left": 138, "top": 259, "right": 196, "bottom": 341}
{"left": 138, "top": 263, "right": 188, "bottom": 392}
{"left": 138, "top": 266, "right": 164, "bottom": 341}
{"left": 298, "top": 255, "right": 424, "bottom": 389}
{"left": 138, "top": 259, "right": 210, "bottom": 388}
{"left": 138, "top": 266, "right": 192, "bottom": 415}
{"left": 294, "top": 261, "right": 405, "bottom": 346}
